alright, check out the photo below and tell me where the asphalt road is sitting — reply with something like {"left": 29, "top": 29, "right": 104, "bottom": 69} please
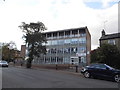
{"left": 1, "top": 66, "right": 119, "bottom": 88}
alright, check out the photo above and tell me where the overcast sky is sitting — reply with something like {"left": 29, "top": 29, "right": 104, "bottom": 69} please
{"left": 0, "top": 0, "right": 119, "bottom": 50}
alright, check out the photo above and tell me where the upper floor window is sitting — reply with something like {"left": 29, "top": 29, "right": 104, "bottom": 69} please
{"left": 79, "top": 37, "right": 86, "bottom": 44}
{"left": 64, "top": 39, "right": 71, "bottom": 44}
{"left": 108, "top": 39, "right": 115, "bottom": 45}
{"left": 51, "top": 40, "right": 58, "bottom": 45}
{"left": 53, "top": 32, "right": 57, "bottom": 39}
{"left": 65, "top": 31, "right": 70, "bottom": 38}
{"left": 59, "top": 32, "right": 64, "bottom": 38}
{"left": 46, "top": 41, "right": 51, "bottom": 46}
{"left": 71, "top": 38, "right": 78, "bottom": 44}
{"left": 58, "top": 40, "right": 64, "bottom": 45}
{"left": 79, "top": 33, "right": 86, "bottom": 37}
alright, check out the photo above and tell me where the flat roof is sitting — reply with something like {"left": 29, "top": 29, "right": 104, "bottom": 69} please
{"left": 43, "top": 26, "right": 87, "bottom": 34}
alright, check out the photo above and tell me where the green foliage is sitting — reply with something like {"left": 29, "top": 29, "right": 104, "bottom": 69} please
{"left": 19, "top": 22, "right": 47, "bottom": 68}
{"left": 91, "top": 44, "right": 120, "bottom": 69}
{"left": 2, "top": 42, "right": 17, "bottom": 62}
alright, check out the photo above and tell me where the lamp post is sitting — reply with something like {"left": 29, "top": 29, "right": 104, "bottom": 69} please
{"left": 0, "top": 43, "right": 2, "bottom": 60}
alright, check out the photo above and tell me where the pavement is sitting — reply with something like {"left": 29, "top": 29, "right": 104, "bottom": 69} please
{"left": 11, "top": 64, "right": 83, "bottom": 77}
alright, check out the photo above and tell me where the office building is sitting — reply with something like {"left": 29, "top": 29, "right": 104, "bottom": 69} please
{"left": 33, "top": 26, "right": 91, "bottom": 66}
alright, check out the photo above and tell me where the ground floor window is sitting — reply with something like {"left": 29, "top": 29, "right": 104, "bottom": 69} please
{"left": 34, "top": 55, "right": 87, "bottom": 65}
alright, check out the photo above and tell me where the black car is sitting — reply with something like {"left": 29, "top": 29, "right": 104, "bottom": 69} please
{"left": 81, "top": 64, "right": 120, "bottom": 82}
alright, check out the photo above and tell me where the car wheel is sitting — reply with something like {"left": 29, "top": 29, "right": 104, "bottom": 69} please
{"left": 114, "top": 74, "right": 120, "bottom": 82}
{"left": 84, "top": 71, "right": 90, "bottom": 78}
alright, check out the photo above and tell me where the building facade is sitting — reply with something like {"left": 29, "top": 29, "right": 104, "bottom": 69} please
{"left": 99, "top": 30, "right": 120, "bottom": 51}
{"left": 33, "top": 26, "right": 91, "bottom": 66}
{"left": 20, "top": 45, "right": 26, "bottom": 59}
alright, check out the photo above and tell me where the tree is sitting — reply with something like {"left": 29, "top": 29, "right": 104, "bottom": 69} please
{"left": 19, "top": 22, "right": 47, "bottom": 68}
{"left": 2, "top": 42, "right": 17, "bottom": 62}
{"left": 91, "top": 44, "right": 120, "bottom": 69}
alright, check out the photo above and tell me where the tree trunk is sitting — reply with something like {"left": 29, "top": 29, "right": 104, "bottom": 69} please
{"left": 26, "top": 44, "right": 34, "bottom": 68}
{"left": 26, "top": 58, "right": 32, "bottom": 68}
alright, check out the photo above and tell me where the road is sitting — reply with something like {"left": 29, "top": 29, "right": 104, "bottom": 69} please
{"left": 1, "top": 66, "right": 119, "bottom": 88}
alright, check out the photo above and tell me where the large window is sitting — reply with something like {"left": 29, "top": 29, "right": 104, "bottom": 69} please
{"left": 59, "top": 32, "right": 64, "bottom": 38}
{"left": 78, "top": 47, "right": 86, "bottom": 53}
{"left": 51, "top": 57, "right": 56, "bottom": 64}
{"left": 51, "top": 48, "right": 57, "bottom": 54}
{"left": 64, "top": 57, "right": 70, "bottom": 64}
{"left": 65, "top": 31, "right": 70, "bottom": 38}
{"left": 53, "top": 32, "right": 57, "bottom": 39}
{"left": 108, "top": 39, "right": 115, "bottom": 45}
{"left": 81, "top": 57, "right": 86, "bottom": 63}
{"left": 79, "top": 33, "right": 86, "bottom": 37}
{"left": 64, "top": 48, "right": 71, "bottom": 53}
{"left": 64, "top": 39, "right": 71, "bottom": 44}
{"left": 51, "top": 40, "right": 58, "bottom": 45}
{"left": 71, "top": 47, "right": 77, "bottom": 53}
{"left": 57, "top": 57, "right": 63, "bottom": 64}
{"left": 47, "top": 33, "right": 52, "bottom": 39}
{"left": 79, "top": 37, "right": 86, "bottom": 44}
{"left": 71, "top": 38, "right": 78, "bottom": 44}
{"left": 58, "top": 40, "right": 64, "bottom": 45}
{"left": 46, "top": 41, "right": 51, "bottom": 46}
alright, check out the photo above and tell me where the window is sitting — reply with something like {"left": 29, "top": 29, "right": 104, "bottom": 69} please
{"left": 58, "top": 40, "right": 64, "bottom": 45}
{"left": 57, "top": 57, "right": 63, "bottom": 64}
{"left": 108, "top": 39, "right": 115, "bottom": 45}
{"left": 81, "top": 57, "right": 86, "bottom": 63}
{"left": 46, "top": 41, "right": 51, "bottom": 46}
{"left": 53, "top": 32, "right": 57, "bottom": 39}
{"left": 64, "top": 48, "right": 71, "bottom": 53}
{"left": 47, "top": 33, "right": 52, "bottom": 39}
{"left": 79, "top": 37, "right": 86, "bottom": 44}
{"left": 51, "top": 40, "right": 57, "bottom": 45}
{"left": 78, "top": 47, "right": 86, "bottom": 53}
{"left": 58, "top": 48, "right": 64, "bottom": 54}
{"left": 64, "top": 39, "right": 71, "bottom": 44}
{"left": 92, "top": 64, "right": 106, "bottom": 69}
{"left": 79, "top": 33, "right": 86, "bottom": 37}
{"left": 59, "top": 32, "right": 64, "bottom": 38}
{"left": 51, "top": 48, "right": 57, "bottom": 53}
{"left": 51, "top": 57, "right": 56, "bottom": 63}
{"left": 71, "top": 38, "right": 78, "bottom": 44}
{"left": 65, "top": 31, "right": 70, "bottom": 37}
{"left": 72, "top": 30, "right": 78, "bottom": 37}
{"left": 71, "top": 47, "right": 77, "bottom": 53}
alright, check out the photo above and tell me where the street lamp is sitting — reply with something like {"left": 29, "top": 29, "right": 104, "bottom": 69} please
{"left": 0, "top": 43, "right": 2, "bottom": 60}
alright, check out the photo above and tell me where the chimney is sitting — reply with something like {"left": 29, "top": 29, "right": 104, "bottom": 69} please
{"left": 102, "top": 29, "right": 106, "bottom": 36}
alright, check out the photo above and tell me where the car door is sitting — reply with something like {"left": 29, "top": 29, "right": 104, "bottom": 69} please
{"left": 97, "top": 64, "right": 113, "bottom": 79}
{"left": 89, "top": 65, "right": 102, "bottom": 77}
{"left": 102, "top": 65, "right": 114, "bottom": 79}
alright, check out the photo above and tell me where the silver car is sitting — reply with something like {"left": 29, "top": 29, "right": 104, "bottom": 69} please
{"left": 0, "top": 60, "right": 9, "bottom": 67}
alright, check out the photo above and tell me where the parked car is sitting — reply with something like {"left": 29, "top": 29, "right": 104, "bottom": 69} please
{"left": 81, "top": 64, "right": 120, "bottom": 82}
{"left": 0, "top": 60, "right": 9, "bottom": 67}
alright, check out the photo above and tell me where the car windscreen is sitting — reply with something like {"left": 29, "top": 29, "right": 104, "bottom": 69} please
{"left": 0, "top": 61, "right": 8, "bottom": 64}
{"left": 105, "top": 64, "right": 115, "bottom": 70}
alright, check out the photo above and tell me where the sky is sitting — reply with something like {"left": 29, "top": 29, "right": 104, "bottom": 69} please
{"left": 0, "top": 0, "right": 119, "bottom": 50}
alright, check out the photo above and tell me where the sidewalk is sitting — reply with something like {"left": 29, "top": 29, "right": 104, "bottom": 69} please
{"left": 12, "top": 63, "right": 83, "bottom": 76}
{"left": 31, "top": 64, "right": 83, "bottom": 76}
